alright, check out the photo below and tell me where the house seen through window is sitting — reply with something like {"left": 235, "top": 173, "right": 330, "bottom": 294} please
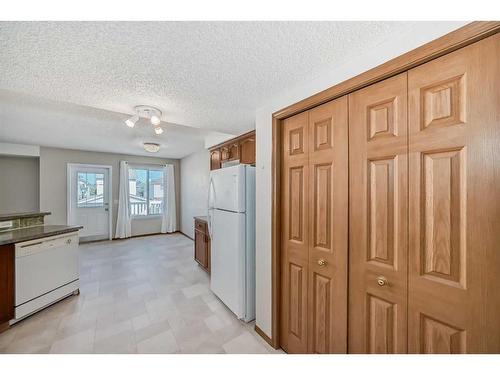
{"left": 128, "top": 168, "right": 164, "bottom": 216}
{"left": 77, "top": 172, "right": 104, "bottom": 208}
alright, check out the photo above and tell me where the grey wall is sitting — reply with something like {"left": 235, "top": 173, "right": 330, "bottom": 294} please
{"left": 0, "top": 156, "right": 39, "bottom": 213}
{"left": 39, "top": 146, "right": 180, "bottom": 237}
{"left": 180, "top": 149, "right": 210, "bottom": 238}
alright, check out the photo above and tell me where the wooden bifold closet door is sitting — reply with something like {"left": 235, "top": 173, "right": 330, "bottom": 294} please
{"left": 348, "top": 73, "right": 409, "bottom": 353}
{"left": 348, "top": 34, "right": 500, "bottom": 354}
{"left": 407, "top": 33, "right": 500, "bottom": 354}
{"left": 280, "top": 96, "right": 348, "bottom": 354}
{"left": 279, "top": 32, "right": 499, "bottom": 354}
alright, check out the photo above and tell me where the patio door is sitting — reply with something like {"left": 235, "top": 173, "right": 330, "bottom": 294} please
{"left": 68, "top": 164, "right": 111, "bottom": 242}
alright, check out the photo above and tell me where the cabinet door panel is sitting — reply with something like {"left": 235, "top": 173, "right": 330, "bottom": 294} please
{"left": 408, "top": 34, "right": 500, "bottom": 353}
{"left": 194, "top": 229, "right": 208, "bottom": 270}
{"left": 228, "top": 143, "right": 240, "bottom": 161}
{"left": 348, "top": 73, "right": 408, "bottom": 353}
{"left": 210, "top": 150, "right": 221, "bottom": 170}
{"left": 0, "top": 244, "right": 15, "bottom": 328}
{"left": 220, "top": 146, "right": 230, "bottom": 161}
{"left": 240, "top": 136, "right": 256, "bottom": 164}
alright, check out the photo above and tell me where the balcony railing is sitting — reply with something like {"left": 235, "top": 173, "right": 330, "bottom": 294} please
{"left": 130, "top": 202, "right": 162, "bottom": 216}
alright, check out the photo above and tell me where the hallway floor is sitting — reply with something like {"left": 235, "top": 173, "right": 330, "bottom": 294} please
{"left": 0, "top": 233, "right": 279, "bottom": 354}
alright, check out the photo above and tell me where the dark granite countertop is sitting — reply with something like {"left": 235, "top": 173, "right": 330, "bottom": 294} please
{"left": 0, "top": 225, "right": 82, "bottom": 246}
{"left": 0, "top": 211, "right": 51, "bottom": 221}
{"left": 194, "top": 216, "right": 208, "bottom": 222}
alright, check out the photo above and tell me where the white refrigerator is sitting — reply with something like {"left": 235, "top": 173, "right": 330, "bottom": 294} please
{"left": 208, "top": 164, "right": 255, "bottom": 322}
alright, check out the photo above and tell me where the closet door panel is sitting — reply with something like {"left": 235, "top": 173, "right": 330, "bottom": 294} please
{"left": 348, "top": 73, "right": 408, "bottom": 353}
{"left": 280, "top": 111, "right": 310, "bottom": 353}
{"left": 307, "top": 97, "right": 348, "bottom": 353}
{"left": 408, "top": 34, "right": 500, "bottom": 353}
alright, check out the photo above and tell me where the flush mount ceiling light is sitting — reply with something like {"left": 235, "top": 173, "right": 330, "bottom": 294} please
{"left": 143, "top": 142, "right": 160, "bottom": 153}
{"left": 125, "top": 114, "right": 139, "bottom": 128}
{"left": 150, "top": 114, "right": 161, "bottom": 126}
{"left": 125, "top": 105, "right": 163, "bottom": 135}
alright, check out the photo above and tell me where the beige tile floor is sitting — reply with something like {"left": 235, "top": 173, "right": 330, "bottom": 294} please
{"left": 0, "top": 233, "right": 281, "bottom": 354}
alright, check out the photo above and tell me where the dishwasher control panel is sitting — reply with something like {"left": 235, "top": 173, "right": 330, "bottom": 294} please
{"left": 16, "top": 233, "right": 76, "bottom": 258}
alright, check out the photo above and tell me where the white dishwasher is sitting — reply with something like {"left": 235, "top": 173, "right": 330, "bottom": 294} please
{"left": 14, "top": 232, "right": 80, "bottom": 322}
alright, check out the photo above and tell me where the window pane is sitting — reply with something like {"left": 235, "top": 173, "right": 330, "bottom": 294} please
{"left": 77, "top": 172, "right": 104, "bottom": 208}
{"left": 129, "top": 168, "right": 148, "bottom": 216}
{"left": 149, "top": 170, "right": 164, "bottom": 215}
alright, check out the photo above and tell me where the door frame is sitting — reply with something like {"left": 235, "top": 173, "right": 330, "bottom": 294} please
{"left": 265, "top": 22, "right": 500, "bottom": 350}
{"left": 67, "top": 163, "right": 113, "bottom": 241}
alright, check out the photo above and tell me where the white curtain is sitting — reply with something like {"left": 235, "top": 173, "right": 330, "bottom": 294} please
{"left": 115, "top": 160, "right": 131, "bottom": 238}
{"left": 161, "top": 164, "right": 177, "bottom": 233}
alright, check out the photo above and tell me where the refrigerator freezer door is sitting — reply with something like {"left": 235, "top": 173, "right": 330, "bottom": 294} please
{"left": 210, "top": 164, "right": 246, "bottom": 213}
{"left": 210, "top": 209, "right": 245, "bottom": 319}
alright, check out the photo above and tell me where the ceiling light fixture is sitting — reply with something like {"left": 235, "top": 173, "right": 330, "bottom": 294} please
{"left": 143, "top": 142, "right": 160, "bottom": 153}
{"left": 150, "top": 115, "right": 161, "bottom": 126}
{"left": 125, "top": 105, "right": 163, "bottom": 136}
{"left": 125, "top": 114, "right": 139, "bottom": 128}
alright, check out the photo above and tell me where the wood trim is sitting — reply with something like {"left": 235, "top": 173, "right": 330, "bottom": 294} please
{"left": 273, "top": 22, "right": 500, "bottom": 120}
{"left": 269, "top": 22, "right": 499, "bottom": 351}
{"left": 255, "top": 324, "right": 276, "bottom": 349}
{"left": 271, "top": 116, "right": 281, "bottom": 349}
{"left": 208, "top": 129, "right": 255, "bottom": 151}
{"left": 0, "top": 321, "right": 9, "bottom": 334}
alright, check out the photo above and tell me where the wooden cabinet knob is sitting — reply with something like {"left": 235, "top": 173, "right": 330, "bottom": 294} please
{"left": 317, "top": 259, "right": 327, "bottom": 266}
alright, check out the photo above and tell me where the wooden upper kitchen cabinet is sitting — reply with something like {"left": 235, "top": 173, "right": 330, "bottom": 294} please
{"left": 220, "top": 146, "right": 230, "bottom": 161}
{"left": 0, "top": 244, "right": 15, "bottom": 333}
{"left": 239, "top": 134, "right": 256, "bottom": 165}
{"left": 228, "top": 142, "right": 240, "bottom": 161}
{"left": 209, "top": 130, "right": 255, "bottom": 170}
{"left": 194, "top": 217, "right": 210, "bottom": 273}
{"left": 210, "top": 149, "right": 221, "bottom": 170}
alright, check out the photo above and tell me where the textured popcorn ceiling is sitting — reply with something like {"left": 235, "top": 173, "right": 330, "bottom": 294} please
{"left": 0, "top": 90, "right": 229, "bottom": 158}
{"left": 0, "top": 21, "right": 462, "bottom": 157}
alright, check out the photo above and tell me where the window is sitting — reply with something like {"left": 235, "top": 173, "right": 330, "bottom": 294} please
{"left": 128, "top": 167, "right": 164, "bottom": 216}
{"left": 77, "top": 172, "right": 104, "bottom": 208}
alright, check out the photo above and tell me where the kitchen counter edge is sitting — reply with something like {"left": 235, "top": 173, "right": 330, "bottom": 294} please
{"left": 0, "top": 225, "right": 83, "bottom": 246}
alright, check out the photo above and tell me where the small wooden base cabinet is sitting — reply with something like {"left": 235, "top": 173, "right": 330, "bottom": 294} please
{"left": 278, "top": 31, "right": 500, "bottom": 353}
{"left": 0, "top": 244, "right": 14, "bottom": 333}
{"left": 194, "top": 217, "right": 210, "bottom": 273}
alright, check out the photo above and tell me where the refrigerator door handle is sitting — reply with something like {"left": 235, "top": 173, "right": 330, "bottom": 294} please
{"left": 207, "top": 177, "right": 215, "bottom": 238}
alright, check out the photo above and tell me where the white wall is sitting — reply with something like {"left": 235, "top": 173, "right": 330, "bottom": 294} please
{"left": 0, "top": 156, "right": 39, "bottom": 213}
{"left": 180, "top": 149, "right": 210, "bottom": 238}
{"left": 254, "top": 21, "right": 469, "bottom": 337}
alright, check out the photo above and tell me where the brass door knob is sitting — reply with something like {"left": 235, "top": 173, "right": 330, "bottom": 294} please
{"left": 376, "top": 276, "right": 387, "bottom": 286}
{"left": 317, "top": 259, "right": 327, "bottom": 267}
